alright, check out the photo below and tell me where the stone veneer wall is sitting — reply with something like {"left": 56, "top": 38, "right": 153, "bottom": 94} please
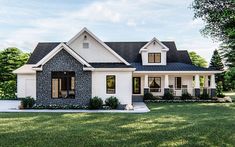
{"left": 36, "top": 49, "right": 92, "bottom": 106}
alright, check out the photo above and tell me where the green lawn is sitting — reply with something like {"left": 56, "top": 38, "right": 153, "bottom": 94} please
{"left": 0, "top": 100, "right": 235, "bottom": 146}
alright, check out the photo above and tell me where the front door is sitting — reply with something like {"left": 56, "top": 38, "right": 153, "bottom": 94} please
{"left": 133, "top": 77, "right": 141, "bottom": 94}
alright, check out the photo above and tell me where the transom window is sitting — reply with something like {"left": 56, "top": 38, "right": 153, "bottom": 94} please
{"left": 148, "top": 77, "right": 161, "bottom": 92}
{"left": 51, "top": 71, "right": 75, "bottom": 99}
{"left": 148, "top": 53, "right": 161, "bottom": 63}
{"left": 106, "top": 75, "right": 116, "bottom": 94}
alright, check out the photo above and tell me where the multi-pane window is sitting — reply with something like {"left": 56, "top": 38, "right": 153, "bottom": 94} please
{"left": 148, "top": 77, "right": 161, "bottom": 92}
{"left": 83, "top": 43, "right": 89, "bottom": 48}
{"left": 133, "top": 77, "right": 141, "bottom": 94}
{"left": 175, "top": 77, "right": 182, "bottom": 90}
{"left": 51, "top": 71, "right": 75, "bottom": 98}
{"left": 148, "top": 53, "right": 161, "bottom": 63}
{"left": 106, "top": 75, "right": 115, "bottom": 94}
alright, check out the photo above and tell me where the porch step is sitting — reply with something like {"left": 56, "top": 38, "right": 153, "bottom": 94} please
{"left": 132, "top": 95, "right": 143, "bottom": 102}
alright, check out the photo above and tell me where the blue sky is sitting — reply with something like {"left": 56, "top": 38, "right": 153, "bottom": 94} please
{"left": 0, "top": 0, "right": 219, "bottom": 62}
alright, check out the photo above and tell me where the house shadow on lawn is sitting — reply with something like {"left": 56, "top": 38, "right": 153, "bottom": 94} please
{"left": 0, "top": 102, "right": 235, "bottom": 146}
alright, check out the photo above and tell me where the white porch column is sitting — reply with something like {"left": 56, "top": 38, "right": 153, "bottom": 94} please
{"left": 144, "top": 74, "right": 149, "bottom": 88}
{"left": 210, "top": 74, "right": 216, "bottom": 88}
{"left": 195, "top": 74, "right": 200, "bottom": 88}
{"left": 164, "top": 75, "right": 169, "bottom": 88}
{"left": 194, "top": 74, "right": 200, "bottom": 97}
{"left": 204, "top": 75, "right": 209, "bottom": 88}
{"left": 144, "top": 74, "right": 149, "bottom": 94}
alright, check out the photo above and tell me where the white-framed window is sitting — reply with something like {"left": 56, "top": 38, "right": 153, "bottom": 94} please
{"left": 148, "top": 77, "right": 161, "bottom": 92}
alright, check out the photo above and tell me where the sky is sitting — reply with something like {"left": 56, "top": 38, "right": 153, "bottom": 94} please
{"left": 0, "top": 0, "right": 220, "bottom": 63}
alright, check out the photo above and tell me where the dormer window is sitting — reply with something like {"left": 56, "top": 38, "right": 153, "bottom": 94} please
{"left": 148, "top": 53, "right": 161, "bottom": 63}
{"left": 83, "top": 43, "right": 89, "bottom": 48}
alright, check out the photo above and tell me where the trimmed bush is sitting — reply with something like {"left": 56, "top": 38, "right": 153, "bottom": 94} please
{"left": 216, "top": 81, "right": 225, "bottom": 98}
{"left": 89, "top": 96, "right": 103, "bottom": 109}
{"left": 181, "top": 92, "right": 193, "bottom": 100}
{"left": 199, "top": 93, "right": 210, "bottom": 99}
{"left": 144, "top": 92, "right": 154, "bottom": 100}
{"left": 105, "top": 96, "right": 119, "bottom": 109}
{"left": 21, "top": 97, "right": 35, "bottom": 109}
{"left": 162, "top": 92, "right": 174, "bottom": 100}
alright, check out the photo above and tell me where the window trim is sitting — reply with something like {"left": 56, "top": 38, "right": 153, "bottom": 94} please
{"left": 133, "top": 77, "right": 141, "bottom": 94}
{"left": 148, "top": 53, "right": 161, "bottom": 63}
{"left": 51, "top": 71, "right": 75, "bottom": 99}
{"left": 106, "top": 75, "right": 116, "bottom": 94}
{"left": 148, "top": 77, "right": 161, "bottom": 92}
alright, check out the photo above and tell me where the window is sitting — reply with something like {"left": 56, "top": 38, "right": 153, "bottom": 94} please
{"left": 83, "top": 43, "right": 89, "bottom": 48}
{"left": 175, "top": 77, "right": 182, "bottom": 90}
{"left": 106, "top": 75, "right": 115, "bottom": 94}
{"left": 133, "top": 77, "right": 141, "bottom": 94}
{"left": 51, "top": 71, "right": 75, "bottom": 98}
{"left": 148, "top": 77, "right": 161, "bottom": 92}
{"left": 148, "top": 53, "right": 161, "bottom": 63}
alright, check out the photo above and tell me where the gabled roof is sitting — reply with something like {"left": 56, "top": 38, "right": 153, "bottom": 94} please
{"left": 139, "top": 37, "right": 169, "bottom": 53}
{"left": 27, "top": 41, "right": 189, "bottom": 64}
{"left": 67, "top": 27, "right": 130, "bottom": 65}
{"left": 35, "top": 43, "right": 92, "bottom": 68}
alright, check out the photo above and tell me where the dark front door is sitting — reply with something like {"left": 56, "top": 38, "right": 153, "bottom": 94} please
{"left": 133, "top": 77, "right": 141, "bottom": 94}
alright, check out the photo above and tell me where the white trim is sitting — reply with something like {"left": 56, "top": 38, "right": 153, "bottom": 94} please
{"left": 92, "top": 68, "right": 136, "bottom": 72}
{"left": 35, "top": 43, "right": 92, "bottom": 68}
{"left": 134, "top": 71, "right": 223, "bottom": 74}
{"left": 13, "top": 64, "right": 36, "bottom": 74}
{"left": 67, "top": 27, "right": 130, "bottom": 65}
{"left": 139, "top": 37, "right": 169, "bottom": 53}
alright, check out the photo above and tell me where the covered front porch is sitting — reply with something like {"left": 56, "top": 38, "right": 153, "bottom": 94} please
{"left": 132, "top": 71, "right": 217, "bottom": 101}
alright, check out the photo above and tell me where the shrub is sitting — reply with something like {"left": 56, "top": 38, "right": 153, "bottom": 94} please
{"left": 89, "top": 96, "right": 103, "bottom": 109}
{"left": 199, "top": 93, "right": 210, "bottom": 100}
{"left": 216, "top": 81, "right": 225, "bottom": 98}
{"left": 181, "top": 92, "right": 192, "bottom": 100}
{"left": 21, "top": 97, "right": 35, "bottom": 109}
{"left": 162, "top": 92, "right": 174, "bottom": 100}
{"left": 144, "top": 92, "right": 154, "bottom": 100}
{"left": 105, "top": 96, "right": 119, "bottom": 109}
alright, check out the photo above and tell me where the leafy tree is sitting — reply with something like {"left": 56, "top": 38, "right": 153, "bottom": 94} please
{"left": 0, "top": 48, "right": 29, "bottom": 99}
{"left": 191, "top": 0, "right": 235, "bottom": 67}
{"left": 224, "top": 67, "right": 235, "bottom": 91}
{"left": 189, "top": 51, "right": 207, "bottom": 67}
{"left": 0, "top": 48, "right": 29, "bottom": 82}
{"left": 209, "top": 49, "right": 224, "bottom": 83}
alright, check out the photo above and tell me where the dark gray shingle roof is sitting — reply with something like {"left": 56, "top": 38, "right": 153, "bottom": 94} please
{"left": 131, "top": 62, "right": 215, "bottom": 71}
{"left": 90, "top": 63, "right": 133, "bottom": 68}
{"left": 27, "top": 41, "right": 192, "bottom": 65}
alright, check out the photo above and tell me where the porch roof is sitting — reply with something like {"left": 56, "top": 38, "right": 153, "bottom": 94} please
{"left": 131, "top": 62, "right": 219, "bottom": 71}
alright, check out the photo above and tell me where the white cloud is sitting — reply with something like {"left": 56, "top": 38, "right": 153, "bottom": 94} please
{"left": 0, "top": 0, "right": 219, "bottom": 62}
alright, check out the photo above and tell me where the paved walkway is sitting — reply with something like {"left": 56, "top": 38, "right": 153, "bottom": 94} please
{"left": 0, "top": 101, "right": 150, "bottom": 113}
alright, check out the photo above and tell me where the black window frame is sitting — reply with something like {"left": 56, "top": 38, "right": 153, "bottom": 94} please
{"left": 148, "top": 77, "right": 161, "bottom": 92}
{"left": 148, "top": 53, "right": 161, "bottom": 63}
{"left": 51, "top": 71, "right": 75, "bottom": 99}
{"left": 106, "top": 75, "right": 116, "bottom": 94}
{"left": 175, "top": 77, "right": 182, "bottom": 90}
{"left": 133, "top": 77, "right": 141, "bottom": 94}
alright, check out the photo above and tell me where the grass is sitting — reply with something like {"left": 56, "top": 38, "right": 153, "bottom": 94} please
{"left": 0, "top": 97, "right": 235, "bottom": 146}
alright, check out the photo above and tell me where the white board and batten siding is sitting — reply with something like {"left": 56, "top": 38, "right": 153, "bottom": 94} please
{"left": 17, "top": 74, "right": 36, "bottom": 99}
{"left": 69, "top": 32, "right": 122, "bottom": 63}
{"left": 92, "top": 71, "right": 132, "bottom": 105}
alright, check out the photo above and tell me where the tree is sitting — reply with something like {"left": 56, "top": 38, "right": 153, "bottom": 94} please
{"left": 189, "top": 51, "right": 207, "bottom": 67}
{"left": 0, "top": 48, "right": 29, "bottom": 99}
{"left": 191, "top": 0, "right": 235, "bottom": 67}
{"left": 209, "top": 49, "right": 224, "bottom": 83}
{"left": 224, "top": 67, "right": 235, "bottom": 91}
{"left": 0, "top": 48, "right": 29, "bottom": 82}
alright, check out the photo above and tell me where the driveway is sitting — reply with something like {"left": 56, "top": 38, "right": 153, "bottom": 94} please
{"left": 0, "top": 100, "right": 21, "bottom": 110}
